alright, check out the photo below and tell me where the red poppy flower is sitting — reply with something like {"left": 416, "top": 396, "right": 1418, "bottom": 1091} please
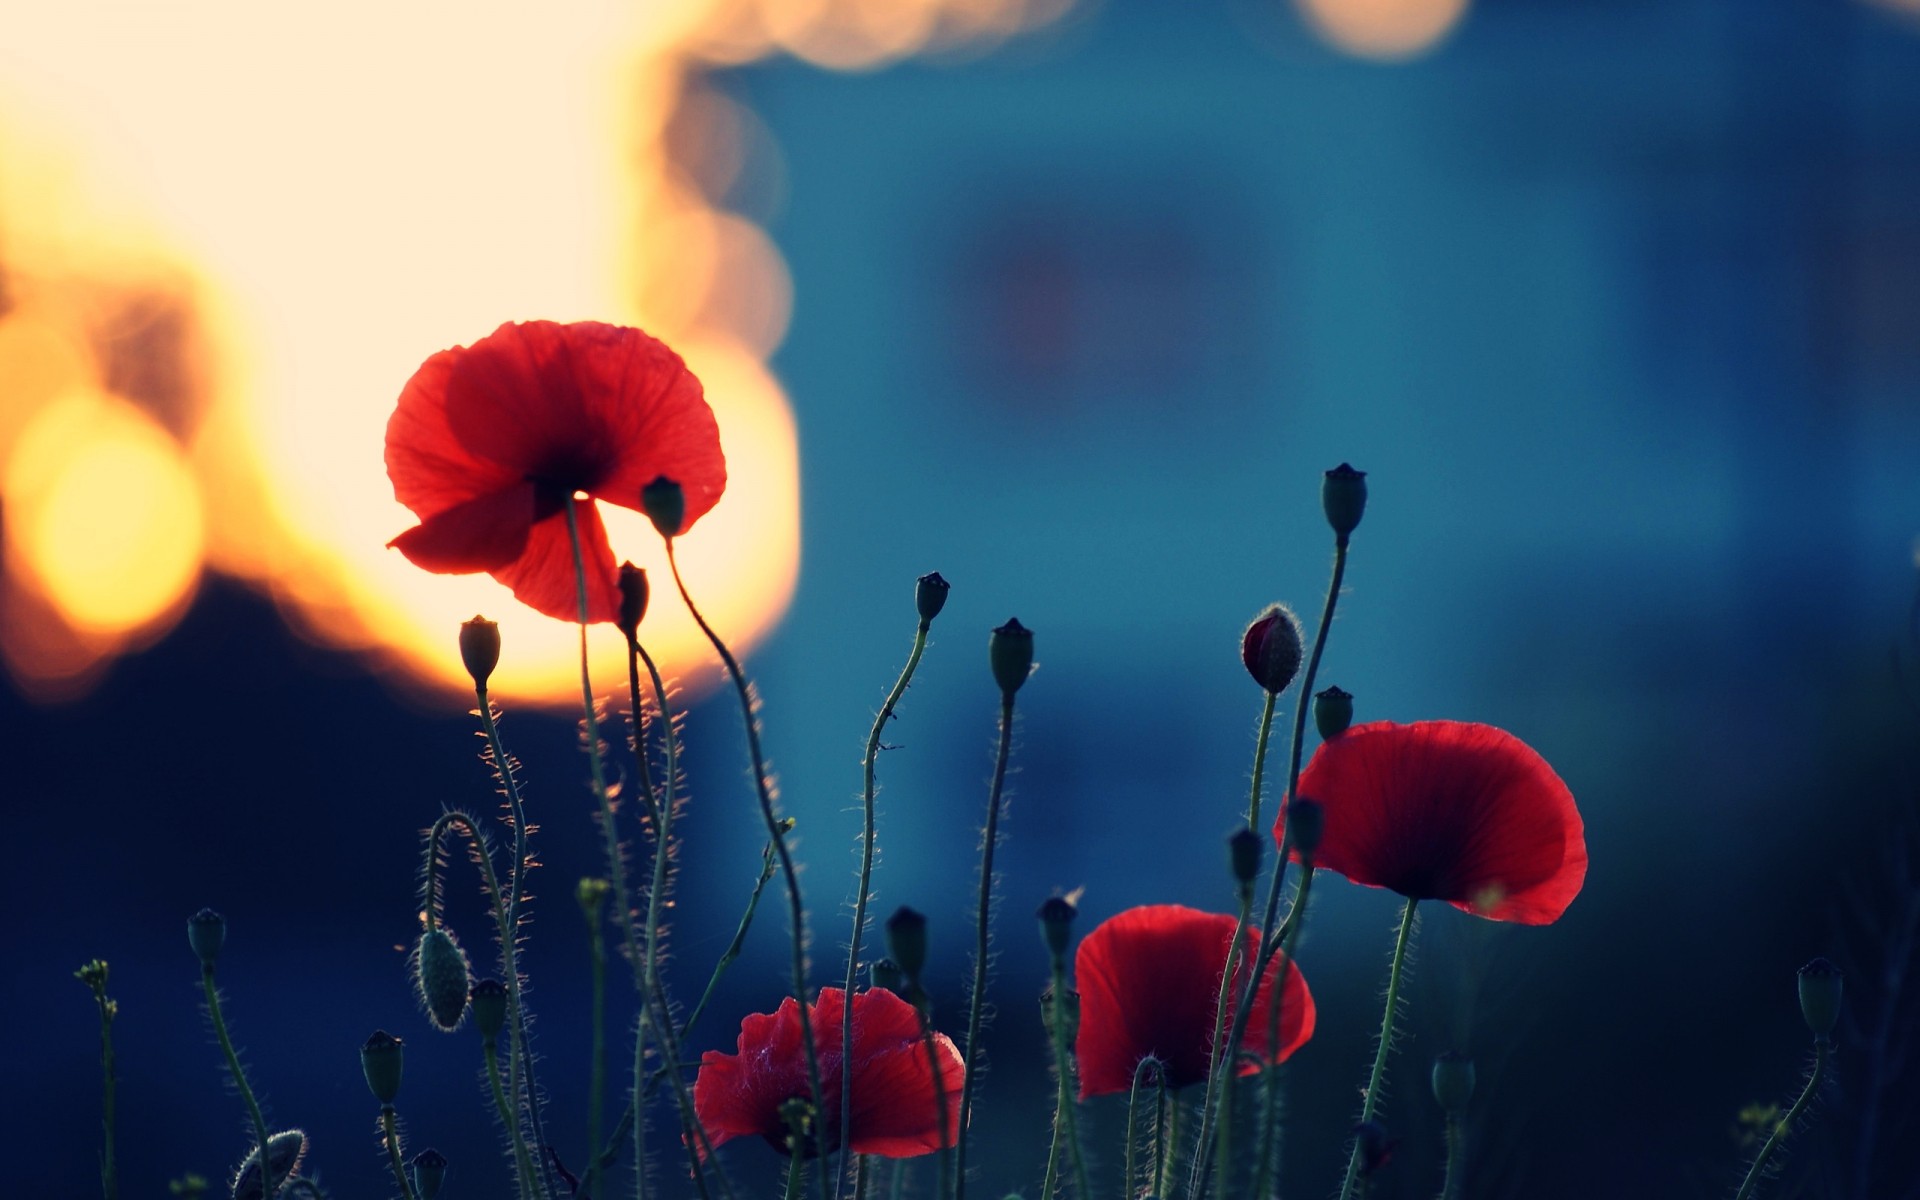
{"left": 1280, "top": 720, "right": 1587, "bottom": 925}
{"left": 693, "top": 987, "right": 964, "bottom": 1158}
{"left": 384, "top": 320, "right": 726, "bottom": 623}
{"left": 1074, "top": 905, "right": 1314, "bottom": 1099}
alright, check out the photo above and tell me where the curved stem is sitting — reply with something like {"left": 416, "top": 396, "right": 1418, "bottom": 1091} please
{"left": 381, "top": 1105, "right": 422, "bottom": 1200}
{"left": 487, "top": 1037, "right": 541, "bottom": 1200}
{"left": 1153, "top": 1089, "right": 1181, "bottom": 1200}
{"left": 1041, "top": 956, "right": 1091, "bottom": 1200}
{"left": 955, "top": 694, "right": 1017, "bottom": 1200}
{"left": 1734, "top": 1040, "right": 1832, "bottom": 1200}
{"left": 201, "top": 966, "right": 277, "bottom": 1199}
{"left": 1189, "top": 883, "right": 1255, "bottom": 1198}
{"left": 1439, "top": 1115, "right": 1462, "bottom": 1200}
{"left": 1246, "top": 690, "right": 1278, "bottom": 830}
{"left": 1339, "top": 899, "right": 1418, "bottom": 1200}
{"left": 1249, "top": 868, "right": 1314, "bottom": 1200}
{"left": 1122, "top": 1058, "right": 1160, "bottom": 1200}
{"left": 914, "top": 992, "right": 953, "bottom": 1200}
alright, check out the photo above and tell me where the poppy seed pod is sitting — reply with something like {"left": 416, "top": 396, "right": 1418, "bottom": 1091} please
{"left": 1229, "top": 829, "right": 1262, "bottom": 888}
{"left": 1797, "top": 958, "right": 1843, "bottom": 1040}
{"left": 1431, "top": 1051, "right": 1475, "bottom": 1115}
{"left": 361, "top": 1030, "right": 404, "bottom": 1103}
{"left": 1241, "top": 605, "right": 1304, "bottom": 695}
{"left": 616, "top": 563, "right": 649, "bottom": 641}
{"left": 458, "top": 617, "right": 499, "bottom": 689}
{"left": 415, "top": 928, "right": 471, "bottom": 1032}
{"left": 468, "top": 978, "right": 509, "bottom": 1041}
{"left": 1314, "top": 686, "right": 1354, "bottom": 740}
{"left": 916, "top": 571, "right": 951, "bottom": 623}
{"left": 1037, "top": 896, "right": 1078, "bottom": 959}
{"left": 1286, "top": 799, "right": 1325, "bottom": 859}
{"left": 990, "top": 618, "right": 1034, "bottom": 696}
{"left": 187, "top": 908, "right": 226, "bottom": 968}
{"left": 230, "top": 1130, "right": 308, "bottom": 1200}
{"left": 1322, "top": 463, "right": 1368, "bottom": 538}
{"left": 870, "top": 957, "right": 904, "bottom": 994}
{"left": 641, "top": 475, "right": 686, "bottom": 538}
{"left": 410, "top": 1149, "right": 448, "bottom": 1200}
{"left": 885, "top": 907, "right": 929, "bottom": 983}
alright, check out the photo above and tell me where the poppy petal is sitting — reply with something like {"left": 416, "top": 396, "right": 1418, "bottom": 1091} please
{"left": 387, "top": 482, "right": 536, "bottom": 573}
{"left": 845, "top": 993, "right": 964, "bottom": 1157}
{"left": 385, "top": 346, "right": 524, "bottom": 518}
{"left": 491, "top": 500, "right": 622, "bottom": 624}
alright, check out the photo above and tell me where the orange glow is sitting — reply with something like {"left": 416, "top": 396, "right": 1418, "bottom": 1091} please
{"left": 1295, "top": 0, "right": 1470, "bottom": 60}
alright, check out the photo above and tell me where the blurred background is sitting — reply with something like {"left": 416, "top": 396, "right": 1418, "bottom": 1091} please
{"left": 4, "top": 0, "right": 1919, "bottom": 1196}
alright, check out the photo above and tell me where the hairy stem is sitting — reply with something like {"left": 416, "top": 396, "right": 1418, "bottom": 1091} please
{"left": 1734, "top": 1040, "right": 1831, "bottom": 1200}
{"left": 1339, "top": 899, "right": 1418, "bottom": 1200}
{"left": 381, "top": 1105, "right": 422, "bottom": 1200}
{"left": 956, "top": 694, "right": 1017, "bottom": 1200}
{"left": 201, "top": 967, "right": 277, "bottom": 1199}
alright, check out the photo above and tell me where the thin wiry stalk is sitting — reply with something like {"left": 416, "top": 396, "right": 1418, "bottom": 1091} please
{"left": 955, "top": 694, "right": 1017, "bottom": 1200}
{"left": 1339, "top": 900, "right": 1419, "bottom": 1200}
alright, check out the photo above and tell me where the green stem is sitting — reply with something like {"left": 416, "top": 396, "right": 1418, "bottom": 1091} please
{"left": 842, "top": 620, "right": 932, "bottom": 1199}
{"left": 1190, "top": 883, "right": 1255, "bottom": 1198}
{"left": 1439, "top": 1115, "right": 1462, "bottom": 1200}
{"left": 586, "top": 898, "right": 608, "bottom": 1200}
{"left": 381, "top": 1106, "right": 422, "bottom": 1200}
{"left": 1733, "top": 1040, "right": 1832, "bottom": 1200}
{"left": 784, "top": 1150, "right": 808, "bottom": 1200}
{"left": 1339, "top": 899, "right": 1418, "bottom": 1200}
{"left": 1246, "top": 690, "right": 1278, "bottom": 829}
{"left": 1122, "top": 1058, "right": 1160, "bottom": 1200}
{"left": 914, "top": 992, "right": 952, "bottom": 1200}
{"left": 80, "top": 967, "right": 117, "bottom": 1200}
{"left": 888, "top": 1159, "right": 905, "bottom": 1200}
{"left": 201, "top": 967, "right": 277, "bottom": 1199}
{"left": 1154, "top": 1089, "right": 1181, "bottom": 1200}
{"left": 488, "top": 1037, "right": 541, "bottom": 1200}
{"left": 956, "top": 694, "right": 1017, "bottom": 1200}
{"left": 1249, "top": 868, "right": 1314, "bottom": 1200}
{"left": 1041, "top": 957, "right": 1091, "bottom": 1200}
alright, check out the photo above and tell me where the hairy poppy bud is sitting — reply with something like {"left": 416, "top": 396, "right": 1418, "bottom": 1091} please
{"left": 231, "top": 1130, "right": 307, "bottom": 1200}
{"left": 361, "top": 1030, "right": 404, "bottom": 1103}
{"left": 1229, "top": 829, "right": 1262, "bottom": 888}
{"left": 468, "top": 978, "right": 509, "bottom": 1041}
{"left": 187, "top": 908, "right": 225, "bottom": 969}
{"left": 1286, "top": 799, "right": 1325, "bottom": 859}
{"left": 641, "top": 476, "right": 686, "bottom": 538}
{"left": 617, "top": 563, "right": 649, "bottom": 641}
{"left": 870, "top": 957, "right": 904, "bottom": 994}
{"left": 1241, "top": 605, "right": 1304, "bottom": 695}
{"left": 459, "top": 616, "right": 500, "bottom": 689}
{"left": 1353, "top": 1119, "right": 1394, "bottom": 1176}
{"left": 991, "top": 618, "right": 1034, "bottom": 696}
{"left": 885, "top": 906, "right": 930, "bottom": 982}
{"left": 410, "top": 1149, "right": 447, "bottom": 1200}
{"left": 1314, "top": 686, "right": 1354, "bottom": 740}
{"left": 1431, "top": 1051, "right": 1475, "bottom": 1115}
{"left": 415, "top": 928, "right": 471, "bottom": 1032}
{"left": 1323, "top": 463, "right": 1368, "bottom": 539}
{"left": 916, "top": 571, "right": 951, "bottom": 622}
{"left": 1797, "top": 958, "right": 1843, "bottom": 1041}
{"left": 1037, "top": 896, "right": 1077, "bottom": 958}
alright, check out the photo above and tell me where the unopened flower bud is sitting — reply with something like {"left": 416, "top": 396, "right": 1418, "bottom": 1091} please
{"left": 1314, "top": 686, "right": 1353, "bottom": 740}
{"left": 415, "top": 928, "right": 471, "bottom": 1032}
{"left": 1798, "top": 958, "right": 1843, "bottom": 1040}
{"left": 1353, "top": 1119, "right": 1394, "bottom": 1176}
{"left": 1286, "top": 799, "right": 1325, "bottom": 859}
{"left": 990, "top": 618, "right": 1034, "bottom": 696}
{"left": 870, "top": 958, "right": 904, "bottom": 994}
{"left": 1229, "top": 829, "right": 1261, "bottom": 888}
{"left": 459, "top": 617, "right": 500, "bottom": 689}
{"left": 1240, "top": 605, "right": 1304, "bottom": 695}
{"left": 916, "top": 572, "right": 951, "bottom": 623}
{"left": 886, "top": 907, "right": 929, "bottom": 982}
{"left": 231, "top": 1130, "right": 307, "bottom": 1200}
{"left": 468, "top": 978, "right": 509, "bottom": 1041}
{"left": 576, "top": 876, "right": 611, "bottom": 920}
{"left": 1322, "top": 463, "right": 1368, "bottom": 539}
{"left": 1036, "top": 896, "right": 1077, "bottom": 959}
{"left": 188, "top": 908, "right": 226, "bottom": 969}
{"left": 410, "top": 1149, "right": 447, "bottom": 1200}
{"left": 361, "top": 1030, "right": 404, "bottom": 1104}
{"left": 1430, "top": 1051, "right": 1475, "bottom": 1115}
{"left": 641, "top": 476, "right": 686, "bottom": 538}
{"left": 617, "top": 563, "right": 649, "bottom": 641}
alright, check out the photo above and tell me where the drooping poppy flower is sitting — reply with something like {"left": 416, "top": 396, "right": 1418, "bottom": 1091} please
{"left": 693, "top": 986, "right": 964, "bottom": 1158}
{"left": 1074, "top": 904, "right": 1315, "bottom": 1099}
{"left": 1280, "top": 720, "right": 1587, "bottom": 925}
{"left": 384, "top": 320, "right": 726, "bottom": 623}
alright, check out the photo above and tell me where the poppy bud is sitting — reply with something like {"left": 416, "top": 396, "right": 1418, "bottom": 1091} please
{"left": 1229, "top": 829, "right": 1261, "bottom": 888}
{"left": 1430, "top": 1051, "right": 1475, "bottom": 1115}
{"left": 916, "top": 571, "right": 951, "bottom": 623}
{"left": 361, "top": 1030, "right": 404, "bottom": 1103}
{"left": 1037, "top": 896, "right": 1077, "bottom": 958}
{"left": 415, "top": 928, "right": 471, "bottom": 1032}
{"left": 458, "top": 616, "right": 500, "bottom": 689}
{"left": 870, "top": 958, "right": 904, "bottom": 994}
{"left": 1314, "top": 686, "right": 1354, "bottom": 740}
{"left": 576, "top": 876, "right": 611, "bottom": 919}
{"left": 1240, "top": 605, "right": 1304, "bottom": 695}
{"left": 1797, "top": 958, "right": 1843, "bottom": 1041}
{"left": 410, "top": 1149, "right": 447, "bottom": 1200}
{"left": 1322, "top": 463, "right": 1368, "bottom": 539}
{"left": 641, "top": 476, "right": 686, "bottom": 538}
{"left": 991, "top": 618, "right": 1034, "bottom": 696}
{"left": 616, "top": 563, "right": 649, "bottom": 641}
{"left": 1286, "top": 799, "right": 1325, "bottom": 859}
{"left": 885, "top": 906, "right": 929, "bottom": 982}
{"left": 469, "top": 978, "right": 509, "bottom": 1041}
{"left": 187, "top": 908, "right": 225, "bottom": 969}
{"left": 1353, "top": 1119, "right": 1394, "bottom": 1176}
{"left": 230, "top": 1130, "right": 307, "bottom": 1200}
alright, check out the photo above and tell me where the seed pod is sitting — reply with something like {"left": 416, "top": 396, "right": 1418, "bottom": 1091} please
{"left": 188, "top": 909, "right": 226, "bottom": 969}
{"left": 410, "top": 1149, "right": 447, "bottom": 1199}
{"left": 230, "top": 1129, "right": 308, "bottom": 1200}
{"left": 1798, "top": 958, "right": 1843, "bottom": 1040}
{"left": 641, "top": 476, "right": 686, "bottom": 538}
{"left": 1322, "top": 463, "right": 1368, "bottom": 538}
{"left": 1431, "top": 1051, "right": 1475, "bottom": 1115}
{"left": 361, "top": 1030, "right": 404, "bottom": 1103}
{"left": 1314, "top": 686, "right": 1354, "bottom": 740}
{"left": 1036, "top": 896, "right": 1077, "bottom": 959}
{"left": 415, "top": 928, "right": 471, "bottom": 1032}
{"left": 990, "top": 618, "right": 1034, "bottom": 696}
{"left": 468, "top": 978, "right": 510, "bottom": 1041}
{"left": 915, "top": 572, "right": 951, "bottom": 623}
{"left": 459, "top": 617, "right": 500, "bottom": 689}
{"left": 885, "top": 907, "right": 929, "bottom": 983}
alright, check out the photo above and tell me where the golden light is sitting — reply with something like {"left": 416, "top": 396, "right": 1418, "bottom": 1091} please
{"left": 1294, "top": 0, "right": 1471, "bottom": 60}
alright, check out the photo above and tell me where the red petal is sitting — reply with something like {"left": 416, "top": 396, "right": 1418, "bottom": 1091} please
{"left": 1282, "top": 720, "right": 1587, "bottom": 925}
{"left": 490, "top": 500, "right": 623, "bottom": 624}
{"left": 694, "top": 997, "right": 812, "bottom": 1154}
{"left": 385, "top": 346, "right": 523, "bottom": 518}
{"left": 387, "top": 483, "right": 535, "bottom": 573}
{"left": 846, "top": 989, "right": 965, "bottom": 1157}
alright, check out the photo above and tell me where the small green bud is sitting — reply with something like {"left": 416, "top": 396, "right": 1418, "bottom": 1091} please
{"left": 187, "top": 908, "right": 226, "bottom": 969}
{"left": 885, "top": 906, "right": 929, "bottom": 983}
{"left": 459, "top": 616, "right": 500, "bottom": 689}
{"left": 1798, "top": 957, "right": 1843, "bottom": 1041}
{"left": 916, "top": 571, "right": 951, "bottom": 623}
{"left": 576, "top": 876, "right": 612, "bottom": 920}
{"left": 990, "top": 618, "right": 1034, "bottom": 696}
{"left": 361, "top": 1030, "right": 404, "bottom": 1104}
{"left": 1229, "top": 829, "right": 1261, "bottom": 888}
{"left": 1430, "top": 1051, "right": 1475, "bottom": 1115}
{"left": 1322, "top": 463, "right": 1368, "bottom": 539}
{"left": 415, "top": 928, "right": 471, "bottom": 1032}
{"left": 641, "top": 476, "right": 686, "bottom": 538}
{"left": 870, "top": 957, "right": 904, "bottom": 994}
{"left": 1314, "top": 686, "right": 1354, "bottom": 740}
{"left": 230, "top": 1130, "right": 308, "bottom": 1200}
{"left": 75, "top": 959, "right": 110, "bottom": 990}
{"left": 469, "top": 978, "right": 509, "bottom": 1041}
{"left": 1240, "top": 605, "right": 1304, "bottom": 695}
{"left": 1286, "top": 799, "right": 1325, "bottom": 860}
{"left": 616, "top": 563, "right": 649, "bottom": 641}
{"left": 410, "top": 1149, "right": 447, "bottom": 1199}
{"left": 1036, "top": 896, "right": 1077, "bottom": 959}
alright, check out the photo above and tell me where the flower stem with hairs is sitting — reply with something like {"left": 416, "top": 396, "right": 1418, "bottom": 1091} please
{"left": 1734, "top": 1040, "right": 1832, "bottom": 1200}
{"left": 200, "top": 964, "right": 278, "bottom": 1199}
{"left": 1250, "top": 868, "right": 1314, "bottom": 1200}
{"left": 75, "top": 961, "right": 117, "bottom": 1200}
{"left": 381, "top": 1105, "right": 422, "bottom": 1200}
{"left": 1039, "top": 961, "right": 1091, "bottom": 1199}
{"left": 1123, "top": 1057, "right": 1161, "bottom": 1200}
{"left": 1339, "top": 900, "right": 1419, "bottom": 1200}
{"left": 956, "top": 691, "right": 1018, "bottom": 1200}
{"left": 485, "top": 1035, "right": 541, "bottom": 1200}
